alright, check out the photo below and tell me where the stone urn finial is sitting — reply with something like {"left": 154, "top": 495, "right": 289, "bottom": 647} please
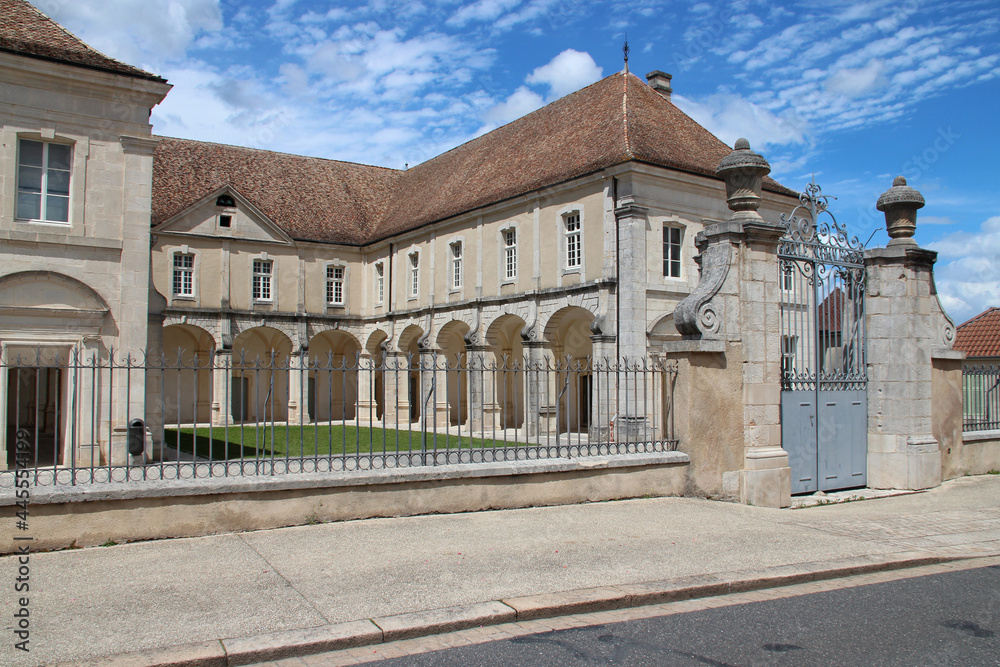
{"left": 876, "top": 176, "right": 925, "bottom": 246}
{"left": 716, "top": 138, "right": 771, "bottom": 221}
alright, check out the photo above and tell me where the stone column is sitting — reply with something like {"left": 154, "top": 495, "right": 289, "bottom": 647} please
{"left": 356, "top": 352, "right": 377, "bottom": 423}
{"left": 523, "top": 341, "right": 546, "bottom": 438}
{"left": 418, "top": 348, "right": 445, "bottom": 429}
{"left": 287, "top": 350, "right": 306, "bottom": 425}
{"left": 866, "top": 177, "right": 959, "bottom": 489}
{"left": 467, "top": 345, "right": 490, "bottom": 434}
{"left": 381, "top": 351, "right": 410, "bottom": 427}
{"left": 211, "top": 349, "right": 234, "bottom": 426}
{"left": 590, "top": 335, "right": 617, "bottom": 442}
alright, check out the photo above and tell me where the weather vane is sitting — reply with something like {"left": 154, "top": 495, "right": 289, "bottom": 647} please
{"left": 623, "top": 33, "right": 630, "bottom": 73}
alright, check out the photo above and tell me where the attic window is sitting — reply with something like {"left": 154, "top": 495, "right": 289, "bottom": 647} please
{"left": 216, "top": 194, "right": 235, "bottom": 207}
{"left": 219, "top": 214, "right": 232, "bottom": 228}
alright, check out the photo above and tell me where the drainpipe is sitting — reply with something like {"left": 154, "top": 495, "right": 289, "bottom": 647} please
{"left": 612, "top": 177, "right": 620, "bottom": 363}
{"left": 387, "top": 243, "right": 394, "bottom": 314}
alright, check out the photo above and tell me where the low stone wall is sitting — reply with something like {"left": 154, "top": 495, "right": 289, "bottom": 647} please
{"left": 960, "top": 430, "right": 1000, "bottom": 477}
{"left": 0, "top": 453, "right": 689, "bottom": 553}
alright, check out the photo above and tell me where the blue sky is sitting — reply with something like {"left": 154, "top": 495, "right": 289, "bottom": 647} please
{"left": 36, "top": 0, "right": 1000, "bottom": 323}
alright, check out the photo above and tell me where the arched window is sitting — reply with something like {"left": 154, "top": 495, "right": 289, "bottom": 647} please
{"left": 216, "top": 194, "right": 235, "bottom": 207}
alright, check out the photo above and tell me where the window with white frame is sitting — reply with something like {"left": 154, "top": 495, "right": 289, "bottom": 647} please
{"left": 16, "top": 139, "right": 71, "bottom": 223}
{"left": 252, "top": 259, "right": 273, "bottom": 302}
{"left": 564, "top": 213, "right": 581, "bottom": 269}
{"left": 375, "top": 261, "right": 384, "bottom": 305}
{"left": 326, "top": 265, "right": 345, "bottom": 306}
{"left": 172, "top": 253, "right": 195, "bottom": 297}
{"left": 503, "top": 229, "right": 517, "bottom": 280}
{"left": 450, "top": 241, "right": 463, "bottom": 289}
{"left": 408, "top": 252, "right": 419, "bottom": 298}
{"left": 663, "top": 226, "right": 682, "bottom": 278}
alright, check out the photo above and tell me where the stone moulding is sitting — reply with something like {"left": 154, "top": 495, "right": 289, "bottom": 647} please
{"left": 674, "top": 241, "right": 732, "bottom": 337}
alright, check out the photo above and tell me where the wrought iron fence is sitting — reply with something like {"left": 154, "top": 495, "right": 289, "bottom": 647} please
{"left": 963, "top": 364, "right": 1000, "bottom": 432}
{"left": 1, "top": 349, "right": 678, "bottom": 487}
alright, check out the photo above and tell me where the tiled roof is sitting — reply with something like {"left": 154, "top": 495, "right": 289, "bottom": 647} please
{"left": 0, "top": 0, "right": 163, "bottom": 82}
{"left": 374, "top": 72, "right": 796, "bottom": 239}
{"left": 152, "top": 137, "right": 402, "bottom": 245}
{"left": 151, "top": 72, "right": 799, "bottom": 245}
{"left": 954, "top": 307, "right": 1000, "bottom": 358}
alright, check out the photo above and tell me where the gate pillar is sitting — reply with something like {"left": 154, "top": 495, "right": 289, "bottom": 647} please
{"left": 865, "top": 177, "right": 960, "bottom": 490}
{"left": 675, "top": 139, "right": 790, "bottom": 507}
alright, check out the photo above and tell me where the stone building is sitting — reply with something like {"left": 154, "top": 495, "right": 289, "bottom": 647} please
{"left": 2, "top": 1, "right": 978, "bottom": 510}
{"left": 0, "top": 0, "right": 171, "bottom": 468}
{"left": 149, "top": 71, "right": 799, "bottom": 437}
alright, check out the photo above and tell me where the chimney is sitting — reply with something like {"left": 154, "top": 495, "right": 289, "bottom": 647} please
{"left": 646, "top": 70, "right": 673, "bottom": 101}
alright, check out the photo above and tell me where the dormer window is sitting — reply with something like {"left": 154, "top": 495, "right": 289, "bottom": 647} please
{"left": 216, "top": 194, "right": 235, "bottom": 207}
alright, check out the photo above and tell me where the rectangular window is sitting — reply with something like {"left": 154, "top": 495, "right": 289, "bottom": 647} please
{"left": 565, "top": 213, "right": 581, "bottom": 269}
{"left": 663, "top": 226, "right": 682, "bottom": 278}
{"left": 219, "top": 214, "right": 232, "bottom": 228}
{"left": 172, "top": 253, "right": 194, "bottom": 297}
{"left": 409, "top": 253, "right": 419, "bottom": 297}
{"left": 252, "top": 259, "right": 273, "bottom": 302}
{"left": 326, "top": 265, "right": 345, "bottom": 305}
{"left": 781, "top": 262, "right": 794, "bottom": 291}
{"left": 16, "top": 139, "right": 71, "bottom": 223}
{"left": 781, "top": 335, "right": 797, "bottom": 382}
{"left": 503, "top": 229, "right": 517, "bottom": 280}
{"left": 375, "top": 262, "right": 384, "bottom": 305}
{"left": 451, "top": 241, "right": 463, "bottom": 289}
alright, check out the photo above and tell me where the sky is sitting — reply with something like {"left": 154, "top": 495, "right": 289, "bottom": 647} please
{"left": 34, "top": 0, "right": 1000, "bottom": 324}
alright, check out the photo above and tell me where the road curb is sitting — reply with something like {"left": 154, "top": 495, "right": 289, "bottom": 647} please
{"left": 53, "top": 550, "right": 993, "bottom": 667}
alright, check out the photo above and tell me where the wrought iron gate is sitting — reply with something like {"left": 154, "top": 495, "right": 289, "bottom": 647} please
{"left": 779, "top": 182, "right": 868, "bottom": 494}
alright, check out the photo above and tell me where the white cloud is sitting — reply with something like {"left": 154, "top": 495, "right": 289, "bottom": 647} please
{"left": 482, "top": 86, "right": 545, "bottom": 125}
{"left": 672, "top": 93, "right": 809, "bottom": 150}
{"left": 928, "top": 216, "right": 1000, "bottom": 325}
{"left": 446, "top": 0, "right": 522, "bottom": 27}
{"left": 920, "top": 216, "right": 958, "bottom": 226}
{"left": 43, "top": 0, "right": 223, "bottom": 71}
{"left": 826, "top": 60, "right": 887, "bottom": 97}
{"left": 525, "top": 49, "right": 603, "bottom": 100}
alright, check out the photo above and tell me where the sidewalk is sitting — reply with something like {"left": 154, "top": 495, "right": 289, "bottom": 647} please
{"left": 4, "top": 474, "right": 999, "bottom": 667}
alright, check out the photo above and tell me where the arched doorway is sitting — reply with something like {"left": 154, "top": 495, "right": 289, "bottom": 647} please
{"left": 231, "top": 327, "right": 292, "bottom": 423}
{"left": 437, "top": 321, "right": 470, "bottom": 426}
{"left": 308, "top": 330, "right": 361, "bottom": 421}
{"left": 162, "top": 324, "right": 215, "bottom": 424}
{"left": 486, "top": 314, "right": 526, "bottom": 429}
{"left": 396, "top": 324, "right": 424, "bottom": 422}
{"left": 543, "top": 306, "right": 595, "bottom": 433}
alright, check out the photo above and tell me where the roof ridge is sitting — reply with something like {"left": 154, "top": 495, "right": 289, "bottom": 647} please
{"left": 957, "top": 306, "right": 1000, "bottom": 329}
{"left": 5, "top": 0, "right": 163, "bottom": 81}
{"left": 621, "top": 70, "right": 632, "bottom": 158}
{"left": 153, "top": 135, "right": 402, "bottom": 173}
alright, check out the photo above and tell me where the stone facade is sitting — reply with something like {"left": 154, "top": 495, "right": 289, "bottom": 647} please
{"left": 0, "top": 45, "right": 170, "bottom": 469}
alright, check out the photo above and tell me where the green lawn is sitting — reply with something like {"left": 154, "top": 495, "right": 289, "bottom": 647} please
{"left": 163, "top": 424, "right": 519, "bottom": 460}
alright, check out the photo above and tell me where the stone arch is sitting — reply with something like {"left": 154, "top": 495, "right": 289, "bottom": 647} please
{"left": 364, "top": 329, "right": 389, "bottom": 420}
{"left": 396, "top": 323, "right": 424, "bottom": 422}
{"left": 307, "top": 329, "right": 361, "bottom": 422}
{"left": 162, "top": 324, "right": 215, "bottom": 424}
{"left": 437, "top": 320, "right": 470, "bottom": 426}
{"left": 542, "top": 306, "right": 595, "bottom": 433}
{"left": 231, "top": 326, "right": 292, "bottom": 422}
{"left": 485, "top": 314, "right": 526, "bottom": 428}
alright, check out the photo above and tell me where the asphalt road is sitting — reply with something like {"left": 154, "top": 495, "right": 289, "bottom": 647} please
{"left": 372, "top": 564, "right": 1000, "bottom": 666}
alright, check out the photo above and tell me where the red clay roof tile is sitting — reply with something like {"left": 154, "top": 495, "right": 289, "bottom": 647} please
{"left": 955, "top": 307, "right": 1000, "bottom": 358}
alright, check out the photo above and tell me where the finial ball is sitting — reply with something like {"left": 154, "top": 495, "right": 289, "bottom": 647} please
{"left": 734, "top": 138, "right": 750, "bottom": 150}
{"left": 893, "top": 175, "right": 907, "bottom": 186}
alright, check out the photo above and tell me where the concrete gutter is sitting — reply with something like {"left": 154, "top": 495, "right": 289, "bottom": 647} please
{"left": 53, "top": 550, "right": 984, "bottom": 667}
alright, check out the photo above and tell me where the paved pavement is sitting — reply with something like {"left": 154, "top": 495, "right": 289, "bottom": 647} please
{"left": 2, "top": 474, "right": 998, "bottom": 667}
